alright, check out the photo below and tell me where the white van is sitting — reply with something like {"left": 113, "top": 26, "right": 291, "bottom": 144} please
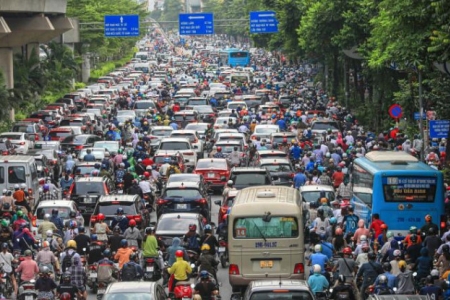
{"left": 0, "top": 156, "right": 40, "bottom": 202}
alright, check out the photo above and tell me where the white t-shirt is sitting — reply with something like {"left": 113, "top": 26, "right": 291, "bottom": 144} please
{"left": 0, "top": 251, "right": 14, "bottom": 273}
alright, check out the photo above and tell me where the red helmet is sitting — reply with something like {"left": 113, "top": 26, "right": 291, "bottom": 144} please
{"left": 129, "top": 219, "right": 136, "bottom": 227}
{"left": 217, "top": 146, "right": 222, "bottom": 152}
{"left": 175, "top": 250, "right": 184, "bottom": 257}
{"left": 143, "top": 171, "right": 150, "bottom": 178}
{"left": 380, "top": 224, "right": 388, "bottom": 230}
{"left": 343, "top": 247, "right": 352, "bottom": 255}
{"left": 335, "top": 228, "right": 343, "bottom": 235}
{"left": 60, "top": 293, "right": 71, "bottom": 300}
{"left": 189, "top": 224, "right": 197, "bottom": 231}
{"left": 98, "top": 213, "right": 105, "bottom": 221}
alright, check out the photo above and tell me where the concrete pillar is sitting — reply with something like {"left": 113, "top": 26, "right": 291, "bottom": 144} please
{"left": 0, "top": 48, "right": 14, "bottom": 121}
{"left": 81, "top": 54, "right": 90, "bottom": 83}
{"left": 27, "top": 42, "right": 40, "bottom": 60}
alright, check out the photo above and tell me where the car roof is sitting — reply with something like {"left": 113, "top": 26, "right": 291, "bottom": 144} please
{"left": 107, "top": 281, "right": 158, "bottom": 293}
{"left": 98, "top": 195, "right": 138, "bottom": 203}
{"left": 165, "top": 181, "right": 201, "bottom": 189}
{"left": 151, "top": 126, "right": 173, "bottom": 130}
{"left": 257, "top": 150, "right": 286, "bottom": 155}
{"left": 160, "top": 137, "right": 191, "bottom": 143}
{"left": 299, "top": 184, "right": 335, "bottom": 192}
{"left": 75, "top": 177, "right": 105, "bottom": 183}
{"left": 231, "top": 167, "right": 267, "bottom": 173}
{"left": 37, "top": 200, "right": 75, "bottom": 207}
{"left": 171, "top": 130, "right": 197, "bottom": 134}
{"left": 248, "top": 279, "right": 310, "bottom": 290}
{"left": 0, "top": 132, "right": 24, "bottom": 136}
{"left": 158, "top": 212, "right": 201, "bottom": 220}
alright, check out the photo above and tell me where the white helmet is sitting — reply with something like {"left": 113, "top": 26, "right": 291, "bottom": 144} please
{"left": 314, "top": 244, "right": 322, "bottom": 253}
{"left": 20, "top": 183, "right": 27, "bottom": 189}
{"left": 14, "top": 184, "right": 19, "bottom": 189}
{"left": 2, "top": 189, "right": 6, "bottom": 194}
{"left": 227, "top": 180, "right": 233, "bottom": 185}
{"left": 46, "top": 230, "right": 53, "bottom": 237}
{"left": 393, "top": 249, "right": 401, "bottom": 257}
{"left": 43, "top": 214, "right": 50, "bottom": 220}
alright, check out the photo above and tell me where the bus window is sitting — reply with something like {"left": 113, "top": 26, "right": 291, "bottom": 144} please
{"left": 0, "top": 167, "right": 4, "bottom": 184}
{"left": 234, "top": 216, "right": 299, "bottom": 238}
{"left": 30, "top": 163, "right": 38, "bottom": 180}
{"left": 230, "top": 52, "right": 248, "bottom": 58}
{"left": 8, "top": 166, "right": 26, "bottom": 184}
{"left": 382, "top": 176, "right": 436, "bottom": 202}
{"left": 353, "top": 192, "right": 372, "bottom": 206}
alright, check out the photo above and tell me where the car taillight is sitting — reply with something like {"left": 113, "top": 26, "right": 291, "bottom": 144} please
{"left": 24, "top": 284, "right": 34, "bottom": 290}
{"left": 219, "top": 171, "right": 229, "bottom": 176}
{"left": 75, "top": 145, "right": 84, "bottom": 150}
{"left": 31, "top": 216, "right": 37, "bottom": 227}
{"left": 440, "top": 215, "right": 447, "bottom": 231}
{"left": 184, "top": 152, "right": 194, "bottom": 156}
{"left": 294, "top": 263, "right": 304, "bottom": 274}
{"left": 290, "top": 173, "right": 294, "bottom": 178}
{"left": 89, "top": 265, "right": 97, "bottom": 270}
{"left": 149, "top": 136, "right": 158, "bottom": 140}
{"left": 34, "top": 134, "right": 39, "bottom": 141}
{"left": 156, "top": 199, "right": 169, "bottom": 205}
{"left": 39, "top": 179, "right": 45, "bottom": 185}
{"left": 193, "top": 139, "right": 198, "bottom": 143}
{"left": 220, "top": 207, "right": 227, "bottom": 214}
{"left": 134, "top": 215, "right": 142, "bottom": 223}
{"left": 229, "top": 264, "right": 240, "bottom": 275}
{"left": 2, "top": 151, "right": 7, "bottom": 155}
{"left": 196, "top": 198, "right": 207, "bottom": 204}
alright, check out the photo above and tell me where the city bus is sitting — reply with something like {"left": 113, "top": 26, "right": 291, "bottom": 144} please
{"left": 228, "top": 186, "right": 305, "bottom": 294}
{"left": 351, "top": 151, "right": 445, "bottom": 235}
{"left": 219, "top": 48, "right": 250, "bottom": 67}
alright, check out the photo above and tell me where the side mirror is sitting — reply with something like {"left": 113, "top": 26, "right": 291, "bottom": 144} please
{"left": 214, "top": 200, "right": 221, "bottom": 205}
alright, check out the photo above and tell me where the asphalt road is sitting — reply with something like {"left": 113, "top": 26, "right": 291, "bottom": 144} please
{"left": 87, "top": 193, "right": 232, "bottom": 300}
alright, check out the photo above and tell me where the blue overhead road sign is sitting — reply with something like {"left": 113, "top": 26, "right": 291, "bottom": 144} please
{"left": 179, "top": 13, "right": 214, "bottom": 35}
{"left": 104, "top": 15, "right": 140, "bottom": 37}
{"left": 429, "top": 120, "right": 450, "bottom": 139}
{"left": 250, "top": 11, "right": 279, "bottom": 34}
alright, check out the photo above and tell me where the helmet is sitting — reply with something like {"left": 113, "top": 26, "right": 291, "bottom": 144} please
{"left": 69, "top": 211, "right": 76, "bottom": 218}
{"left": 380, "top": 224, "right": 388, "bottom": 230}
{"left": 360, "top": 235, "right": 367, "bottom": 242}
{"left": 393, "top": 249, "right": 402, "bottom": 257}
{"left": 117, "top": 208, "right": 124, "bottom": 215}
{"left": 329, "top": 217, "right": 337, "bottom": 225}
{"left": 43, "top": 184, "right": 50, "bottom": 191}
{"left": 314, "top": 244, "right": 322, "bottom": 253}
{"left": 227, "top": 180, "right": 233, "bottom": 186}
{"left": 14, "top": 184, "right": 19, "bottom": 189}
{"left": 98, "top": 213, "right": 105, "bottom": 221}
{"left": 175, "top": 250, "right": 184, "bottom": 257}
{"left": 145, "top": 227, "right": 155, "bottom": 234}
{"left": 129, "top": 219, "right": 136, "bottom": 227}
{"left": 442, "top": 244, "right": 450, "bottom": 253}
{"left": 386, "top": 231, "right": 394, "bottom": 238}
{"left": 204, "top": 224, "right": 212, "bottom": 231}
{"left": 317, "top": 208, "right": 324, "bottom": 216}
{"left": 143, "top": 171, "right": 150, "bottom": 178}
{"left": 410, "top": 234, "right": 417, "bottom": 243}
{"left": 343, "top": 247, "right": 352, "bottom": 255}
{"left": 429, "top": 227, "right": 435, "bottom": 234}
{"left": 217, "top": 146, "right": 222, "bottom": 152}
{"left": 409, "top": 226, "right": 417, "bottom": 233}
{"left": 200, "top": 270, "right": 209, "bottom": 279}
{"left": 24, "top": 249, "right": 32, "bottom": 256}
{"left": 425, "top": 214, "right": 432, "bottom": 222}
{"left": 120, "top": 239, "right": 128, "bottom": 247}
{"left": 0, "top": 219, "right": 7, "bottom": 227}
{"left": 91, "top": 234, "right": 98, "bottom": 241}
{"left": 62, "top": 270, "right": 71, "bottom": 282}
{"left": 16, "top": 210, "right": 23, "bottom": 217}
{"left": 313, "top": 264, "right": 321, "bottom": 273}
{"left": 67, "top": 240, "right": 77, "bottom": 249}
{"left": 335, "top": 228, "right": 343, "bottom": 235}
{"left": 320, "top": 197, "right": 328, "bottom": 204}
{"left": 40, "top": 266, "right": 50, "bottom": 274}
{"left": 103, "top": 249, "right": 111, "bottom": 257}
{"left": 113, "top": 226, "right": 121, "bottom": 233}
{"left": 46, "top": 230, "right": 53, "bottom": 237}
{"left": 20, "top": 183, "right": 26, "bottom": 189}
{"left": 378, "top": 275, "right": 387, "bottom": 284}
{"left": 1, "top": 242, "right": 8, "bottom": 249}
{"left": 201, "top": 244, "right": 211, "bottom": 251}
{"left": 368, "top": 253, "right": 376, "bottom": 260}
{"left": 431, "top": 269, "right": 439, "bottom": 277}
{"left": 60, "top": 293, "right": 71, "bottom": 300}
{"left": 222, "top": 214, "right": 228, "bottom": 221}
{"left": 69, "top": 220, "right": 77, "bottom": 229}
{"left": 398, "top": 260, "right": 407, "bottom": 269}
{"left": 189, "top": 224, "right": 197, "bottom": 231}
{"left": 382, "top": 262, "right": 392, "bottom": 271}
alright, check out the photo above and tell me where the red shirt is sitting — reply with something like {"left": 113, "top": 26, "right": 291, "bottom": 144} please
{"left": 142, "top": 158, "right": 154, "bottom": 167}
{"left": 370, "top": 219, "right": 385, "bottom": 238}
{"left": 173, "top": 105, "right": 180, "bottom": 112}
{"left": 332, "top": 172, "right": 344, "bottom": 188}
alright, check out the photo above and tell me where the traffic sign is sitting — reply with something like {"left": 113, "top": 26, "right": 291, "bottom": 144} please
{"left": 104, "top": 15, "right": 139, "bottom": 37}
{"left": 388, "top": 104, "right": 403, "bottom": 119}
{"left": 429, "top": 120, "right": 450, "bottom": 139}
{"left": 414, "top": 112, "right": 427, "bottom": 121}
{"left": 179, "top": 13, "right": 214, "bottom": 35}
{"left": 249, "top": 11, "right": 279, "bottom": 34}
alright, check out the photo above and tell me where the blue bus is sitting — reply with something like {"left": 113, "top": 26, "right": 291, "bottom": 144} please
{"left": 351, "top": 151, "right": 445, "bottom": 235}
{"left": 219, "top": 48, "right": 250, "bottom": 67}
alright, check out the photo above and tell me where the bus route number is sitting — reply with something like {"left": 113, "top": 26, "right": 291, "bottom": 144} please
{"left": 235, "top": 228, "right": 247, "bottom": 238}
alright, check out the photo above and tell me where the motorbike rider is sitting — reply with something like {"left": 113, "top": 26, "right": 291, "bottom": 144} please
{"left": 36, "top": 241, "right": 57, "bottom": 274}
{"left": 38, "top": 213, "right": 57, "bottom": 240}
{"left": 332, "top": 246, "right": 356, "bottom": 284}
{"left": 197, "top": 244, "right": 218, "bottom": 282}
{"left": 421, "top": 214, "right": 439, "bottom": 238}
{"left": 184, "top": 224, "right": 201, "bottom": 254}
{"left": 139, "top": 172, "right": 154, "bottom": 203}
{"left": 127, "top": 179, "right": 143, "bottom": 199}
{"left": 194, "top": 270, "right": 219, "bottom": 300}
{"left": 0, "top": 242, "right": 17, "bottom": 296}
{"left": 200, "top": 225, "right": 219, "bottom": 256}
{"left": 111, "top": 208, "right": 129, "bottom": 234}
{"left": 68, "top": 255, "right": 88, "bottom": 300}
{"left": 395, "top": 260, "right": 415, "bottom": 295}
{"left": 159, "top": 157, "right": 172, "bottom": 177}
{"left": 142, "top": 227, "right": 164, "bottom": 271}
{"left": 374, "top": 262, "right": 397, "bottom": 289}
{"left": 41, "top": 183, "right": 57, "bottom": 201}
{"left": 121, "top": 252, "right": 144, "bottom": 281}
{"left": 97, "top": 249, "right": 118, "bottom": 284}
{"left": 87, "top": 234, "right": 104, "bottom": 265}
{"left": 213, "top": 146, "right": 225, "bottom": 159}
{"left": 167, "top": 250, "right": 192, "bottom": 292}
{"left": 56, "top": 272, "right": 77, "bottom": 299}
{"left": 92, "top": 213, "right": 111, "bottom": 242}
{"left": 356, "top": 252, "right": 383, "bottom": 300}
{"left": 308, "top": 264, "right": 329, "bottom": 295}
{"left": 420, "top": 275, "right": 444, "bottom": 299}
{"left": 168, "top": 237, "right": 187, "bottom": 266}
{"left": 35, "top": 266, "right": 57, "bottom": 300}
{"left": 63, "top": 220, "right": 79, "bottom": 244}
{"left": 16, "top": 249, "right": 39, "bottom": 283}
{"left": 330, "top": 275, "right": 356, "bottom": 300}
{"left": 123, "top": 219, "right": 143, "bottom": 248}
{"left": 373, "top": 274, "right": 395, "bottom": 295}
{"left": 228, "top": 146, "right": 241, "bottom": 166}
{"left": 166, "top": 159, "right": 181, "bottom": 177}
{"left": 114, "top": 239, "right": 134, "bottom": 269}
{"left": 50, "top": 209, "right": 64, "bottom": 234}
{"left": 108, "top": 226, "right": 124, "bottom": 253}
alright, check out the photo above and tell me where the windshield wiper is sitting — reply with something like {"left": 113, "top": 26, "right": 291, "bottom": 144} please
{"left": 252, "top": 221, "right": 267, "bottom": 242}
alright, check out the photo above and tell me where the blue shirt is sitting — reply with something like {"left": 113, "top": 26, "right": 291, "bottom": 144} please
{"left": 310, "top": 253, "right": 329, "bottom": 272}
{"left": 374, "top": 272, "right": 397, "bottom": 289}
{"left": 308, "top": 273, "right": 329, "bottom": 293}
{"left": 276, "top": 119, "right": 286, "bottom": 131}
{"left": 344, "top": 214, "right": 359, "bottom": 234}
{"left": 83, "top": 154, "right": 96, "bottom": 162}
{"left": 170, "top": 122, "right": 178, "bottom": 130}
{"left": 293, "top": 173, "right": 307, "bottom": 188}
{"left": 320, "top": 242, "right": 334, "bottom": 259}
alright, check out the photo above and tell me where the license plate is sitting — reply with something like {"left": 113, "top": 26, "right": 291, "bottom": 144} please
{"left": 118, "top": 190, "right": 123, "bottom": 194}
{"left": 98, "top": 289, "right": 106, "bottom": 294}
{"left": 260, "top": 260, "right": 273, "bottom": 268}
{"left": 25, "top": 296, "right": 33, "bottom": 300}
{"left": 218, "top": 247, "right": 226, "bottom": 252}
{"left": 90, "top": 272, "right": 97, "bottom": 278}
{"left": 84, "top": 197, "right": 93, "bottom": 203}
{"left": 177, "top": 204, "right": 187, "bottom": 209}
{"left": 146, "top": 266, "right": 154, "bottom": 272}
{"left": 208, "top": 173, "right": 215, "bottom": 178}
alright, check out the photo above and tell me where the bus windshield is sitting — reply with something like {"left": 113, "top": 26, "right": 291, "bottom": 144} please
{"left": 382, "top": 176, "right": 437, "bottom": 202}
{"left": 230, "top": 52, "right": 248, "bottom": 58}
{"left": 234, "top": 216, "right": 299, "bottom": 238}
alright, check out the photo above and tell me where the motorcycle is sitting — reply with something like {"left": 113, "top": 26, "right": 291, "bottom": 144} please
{"left": 168, "top": 277, "right": 195, "bottom": 300}
{"left": 218, "top": 238, "right": 228, "bottom": 268}
{"left": 115, "top": 181, "right": 124, "bottom": 194}
{"left": 0, "top": 263, "right": 13, "bottom": 299}
{"left": 186, "top": 250, "right": 199, "bottom": 276}
{"left": 87, "top": 263, "right": 98, "bottom": 293}
{"left": 97, "top": 281, "right": 109, "bottom": 300}
{"left": 143, "top": 256, "right": 162, "bottom": 281}
{"left": 18, "top": 280, "right": 38, "bottom": 300}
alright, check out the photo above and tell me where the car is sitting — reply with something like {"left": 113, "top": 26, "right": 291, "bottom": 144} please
{"left": 212, "top": 129, "right": 238, "bottom": 142}
{"left": 217, "top": 132, "right": 248, "bottom": 148}
{"left": 11, "top": 122, "right": 42, "bottom": 141}
{"left": 184, "top": 122, "right": 210, "bottom": 140}
{"left": 186, "top": 105, "right": 216, "bottom": 123}
{"left": 215, "top": 140, "right": 245, "bottom": 158}
{"left": 193, "top": 158, "right": 229, "bottom": 191}
{"left": 90, "top": 195, "right": 148, "bottom": 230}
{"left": 116, "top": 110, "right": 136, "bottom": 124}
{"left": 148, "top": 126, "right": 173, "bottom": 150}
{"left": 92, "top": 141, "right": 120, "bottom": 153}
{"left": 214, "top": 189, "right": 238, "bottom": 224}
{"left": 256, "top": 158, "right": 295, "bottom": 186}
{"left": 299, "top": 184, "right": 336, "bottom": 220}
{"left": 270, "top": 132, "right": 298, "bottom": 146}
{"left": 213, "top": 116, "right": 238, "bottom": 130}
{"left": 166, "top": 173, "right": 209, "bottom": 192}
{"left": 29, "top": 111, "right": 59, "bottom": 128}
{"left": 243, "top": 94, "right": 264, "bottom": 109}
{"left": 311, "top": 120, "right": 341, "bottom": 135}
{"left": 55, "top": 98, "right": 77, "bottom": 113}
{"left": 227, "top": 101, "right": 248, "bottom": 111}
{"left": 0, "top": 138, "right": 16, "bottom": 155}
{"left": 252, "top": 149, "right": 288, "bottom": 165}
{"left": 63, "top": 93, "right": 85, "bottom": 110}
{"left": 48, "top": 128, "right": 74, "bottom": 141}
{"left": 153, "top": 150, "right": 187, "bottom": 172}
{"left": 101, "top": 281, "right": 167, "bottom": 300}
{"left": 77, "top": 148, "right": 106, "bottom": 161}
{"left": 34, "top": 148, "right": 61, "bottom": 178}
{"left": 173, "top": 110, "right": 199, "bottom": 126}
{"left": 169, "top": 130, "right": 204, "bottom": 158}
{"left": 59, "top": 117, "right": 90, "bottom": 132}
{"left": 186, "top": 97, "right": 209, "bottom": 107}
{"left": 155, "top": 212, "right": 204, "bottom": 247}
{"left": 0, "top": 132, "right": 34, "bottom": 154}
{"left": 133, "top": 100, "right": 157, "bottom": 118}
{"left": 250, "top": 124, "right": 280, "bottom": 141}
{"left": 33, "top": 141, "right": 61, "bottom": 152}
{"left": 243, "top": 280, "right": 315, "bottom": 300}
{"left": 73, "top": 162, "right": 97, "bottom": 178}
{"left": 58, "top": 126, "right": 83, "bottom": 136}
{"left": 69, "top": 177, "right": 115, "bottom": 218}
{"left": 27, "top": 150, "right": 51, "bottom": 178}
{"left": 229, "top": 167, "right": 273, "bottom": 190}
{"left": 158, "top": 137, "right": 197, "bottom": 167}
{"left": 157, "top": 181, "right": 211, "bottom": 221}
{"left": 31, "top": 200, "right": 84, "bottom": 238}
{"left": 60, "top": 134, "right": 102, "bottom": 155}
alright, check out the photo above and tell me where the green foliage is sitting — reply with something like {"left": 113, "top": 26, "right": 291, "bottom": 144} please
{"left": 429, "top": 0, "right": 450, "bottom": 61}
{"left": 74, "top": 82, "right": 86, "bottom": 89}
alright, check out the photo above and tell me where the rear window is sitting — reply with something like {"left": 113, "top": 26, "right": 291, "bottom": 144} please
{"left": 311, "top": 122, "right": 339, "bottom": 131}
{"left": 1, "top": 134, "right": 22, "bottom": 140}
{"left": 8, "top": 166, "right": 26, "bottom": 183}
{"left": 234, "top": 216, "right": 299, "bottom": 239}
{"left": 151, "top": 129, "right": 172, "bottom": 137}
{"left": 36, "top": 207, "right": 71, "bottom": 219}
{"left": 98, "top": 203, "right": 136, "bottom": 215}
{"left": 12, "top": 125, "right": 35, "bottom": 134}
{"left": 30, "top": 114, "right": 54, "bottom": 122}
{"left": 272, "top": 135, "right": 295, "bottom": 144}
{"left": 159, "top": 142, "right": 190, "bottom": 150}
{"left": 49, "top": 131, "right": 72, "bottom": 139}
{"left": 231, "top": 173, "right": 270, "bottom": 186}
{"left": 93, "top": 142, "right": 119, "bottom": 153}
{"left": 74, "top": 165, "right": 95, "bottom": 176}
{"left": 170, "top": 133, "right": 195, "bottom": 142}
{"left": 59, "top": 120, "right": 83, "bottom": 127}
{"left": 301, "top": 190, "right": 335, "bottom": 204}
{"left": 174, "top": 114, "right": 196, "bottom": 121}
{"left": 249, "top": 291, "right": 312, "bottom": 300}
{"left": 134, "top": 102, "right": 155, "bottom": 109}
{"left": 187, "top": 100, "right": 206, "bottom": 105}
{"left": 185, "top": 124, "right": 208, "bottom": 131}
{"left": 62, "top": 135, "right": 88, "bottom": 143}
{"left": 154, "top": 156, "right": 177, "bottom": 164}
{"left": 196, "top": 160, "right": 227, "bottom": 169}
{"left": 260, "top": 163, "right": 292, "bottom": 172}
{"left": 157, "top": 217, "right": 198, "bottom": 231}
{"left": 163, "top": 188, "right": 202, "bottom": 199}
{"left": 73, "top": 181, "right": 105, "bottom": 195}
{"left": 255, "top": 127, "right": 278, "bottom": 134}
{"left": 216, "top": 145, "right": 240, "bottom": 153}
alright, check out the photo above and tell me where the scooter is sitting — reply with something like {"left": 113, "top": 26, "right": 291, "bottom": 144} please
{"left": 218, "top": 238, "right": 228, "bottom": 268}
{"left": 168, "top": 276, "right": 195, "bottom": 300}
{"left": 0, "top": 263, "right": 13, "bottom": 299}
{"left": 87, "top": 263, "right": 98, "bottom": 293}
{"left": 143, "top": 256, "right": 162, "bottom": 281}
{"left": 18, "top": 280, "right": 38, "bottom": 300}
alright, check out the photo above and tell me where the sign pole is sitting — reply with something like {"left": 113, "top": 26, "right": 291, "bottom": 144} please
{"left": 418, "top": 70, "right": 425, "bottom": 161}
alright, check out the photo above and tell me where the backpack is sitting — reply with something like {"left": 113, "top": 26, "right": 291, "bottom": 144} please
{"left": 377, "top": 287, "right": 393, "bottom": 295}
{"left": 336, "top": 290, "right": 350, "bottom": 299}
{"left": 188, "top": 235, "right": 200, "bottom": 250}
{"left": 62, "top": 250, "right": 76, "bottom": 272}
{"left": 121, "top": 263, "right": 137, "bottom": 281}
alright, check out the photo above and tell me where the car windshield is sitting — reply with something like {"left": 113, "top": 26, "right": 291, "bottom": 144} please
{"left": 62, "top": 135, "right": 88, "bottom": 144}
{"left": 170, "top": 133, "right": 195, "bottom": 142}
{"left": 188, "top": 100, "right": 206, "bottom": 105}
{"left": 12, "top": 125, "right": 34, "bottom": 133}
{"left": 49, "top": 131, "right": 72, "bottom": 139}
{"left": 261, "top": 163, "right": 292, "bottom": 172}
{"left": 73, "top": 182, "right": 105, "bottom": 195}
{"left": 159, "top": 142, "right": 190, "bottom": 150}
{"left": 59, "top": 120, "right": 83, "bottom": 127}
{"left": 216, "top": 145, "right": 238, "bottom": 153}
{"left": 255, "top": 127, "right": 278, "bottom": 134}
{"left": 174, "top": 114, "right": 196, "bottom": 121}
{"left": 163, "top": 188, "right": 202, "bottom": 199}
{"left": 0, "top": 134, "right": 22, "bottom": 140}
{"left": 228, "top": 103, "right": 246, "bottom": 110}
{"left": 231, "top": 173, "right": 270, "bottom": 186}
{"left": 185, "top": 124, "right": 208, "bottom": 131}
{"left": 249, "top": 291, "right": 313, "bottom": 300}
{"left": 157, "top": 217, "right": 198, "bottom": 231}
{"left": 78, "top": 149, "right": 104, "bottom": 159}
{"left": 194, "top": 106, "right": 213, "bottom": 114}
{"left": 74, "top": 165, "right": 96, "bottom": 176}
{"left": 104, "top": 293, "right": 153, "bottom": 300}
{"left": 93, "top": 142, "right": 119, "bottom": 153}
{"left": 259, "top": 153, "right": 286, "bottom": 159}
{"left": 196, "top": 160, "right": 227, "bottom": 169}
{"left": 98, "top": 203, "right": 135, "bottom": 215}
{"left": 301, "top": 191, "right": 335, "bottom": 203}
{"left": 36, "top": 207, "right": 70, "bottom": 219}
{"left": 134, "top": 102, "right": 155, "bottom": 109}
{"left": 272, "top": 136, "right": 295, "bottom": 144}
{"left": 151, "top": 130, "right": 172, "bottom": 137}
{"left": 312, "top": 122, "right": 339, "bottom": 131}
{"left": 167, "top": 175, "right": 201, "bottom": 184}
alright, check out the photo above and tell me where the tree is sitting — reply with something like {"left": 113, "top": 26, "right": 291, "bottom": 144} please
{"left": 0, "top": 72, "right": 13, "bottom": 121}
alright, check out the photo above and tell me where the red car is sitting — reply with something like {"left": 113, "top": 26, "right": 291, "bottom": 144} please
{"left": 214, "top": 189, "right": 238, "bottom": 225}
{"left": 193, "top": 158, "right": 230, "bottom": 191}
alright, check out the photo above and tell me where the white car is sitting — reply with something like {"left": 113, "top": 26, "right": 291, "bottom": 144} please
{"left": 169, "top": 130, "right": 204, "bottom": 158}
{"left": 217, "top": 132, "right": 248, "bottom": 148}
{"left": 31, "top": 200, "right": 84, "bottom": 238}
{"left": 250, "top": 124, "right": 280, "bottom": 141}
{"left": 116, "top": 110, "right": 136, "bottom": 124}
{"left": 0, "top": 132, "right": 34, "bottom": 154}
{"left": 213, "top": 117, "right": 238, "bottom": 129}
{"left": 158, "top": 137, "right": 197, "bottom": 167}
{"left": 184, "top": 122, "right": 209, "bottom": 139}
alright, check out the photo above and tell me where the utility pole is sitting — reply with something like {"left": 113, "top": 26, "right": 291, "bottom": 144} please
{"left": 418, "top": 69, "right": 425, "bottom": 161}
